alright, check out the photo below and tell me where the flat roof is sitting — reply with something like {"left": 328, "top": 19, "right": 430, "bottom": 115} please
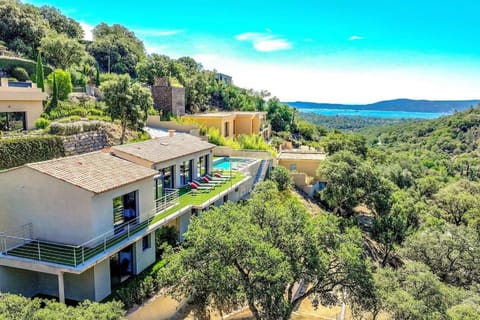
{"left": 27, "top": 151, "right": 157, "bottom": 194}
{"left": 112, "top": 133, "right": 215, "bottom": 164}
{"left": 186, "top": 111, "right": 266, "bottom": 118}
{"left": 278, "top": 151, "right": 327, "bottom": 161}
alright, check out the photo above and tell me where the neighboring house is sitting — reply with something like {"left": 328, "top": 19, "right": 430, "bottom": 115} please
{"left": 151, "top": 77, "right": 186, "bottom": 116}
{"left": 277, "top": 149, "right": 327, "bottom": 196}
{"left": 0, "top": 78, "right": 46, "bottom": 131}
{"left": 0, "top": 134, "right": 252, "bottom": 302}
{"left": 183, "top": 111, "right": 271, "bottom": 140}
{"left": 215, "top": 73, "right": 232, "bottom": 85}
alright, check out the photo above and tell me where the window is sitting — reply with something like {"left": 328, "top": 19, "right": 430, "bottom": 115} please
{"left": 0, "top": 112, "right": 26, "bottom": 131}
{"left": 180, "top": 160, "right": 193, "bottom": 185}
{"left": 197, "top": 156, "right": 204, "bottom": 177}
{"left": 113, "top": 191, "right": 137, "bottom": 228}
{"left": 205, "top": 155, "right": 210, "bottom": 174}
{"left": 224, "top": 121, "right": 229, "bottom": 137}
{"left": 289, "top": 164, "right": 297, "bottom": 172}
{"left": 142, "top": 234, "right": 151, "bottom": 250}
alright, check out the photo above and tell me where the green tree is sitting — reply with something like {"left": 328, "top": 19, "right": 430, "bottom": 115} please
{"left": 35, "top": 52, "right": 45, "bottom": 92}
{"left": 46, "top": 72, "right": 59, "bottom": 113}
{"left": 39, "top": 5, "right": 84, "bottom": 39}
{"left": 317, "top": 151, "right": 392, "bottom": 217}
{"left": 0, "top": 0, "right": 48, "bottom": 58}
{"left": 102, "top": 74, "right": 153, "bottom": 144}
{"left": 321, "top": 131, "right": 368, "bottom": 158}
{"left": 40, "top": 32, "right": 86, "bottom": 69}
{"left": 374, "top": 262, "right": 479, "bottom": 320}
{"left": 401, "top": 224, "right": 480, "bottom": 287}
{"left": 433, "top": 180, "right": 480, "bottom": 226}
{"left": 271, "top": 166, "right": 293, "bottom": 191}
{"left": 96, "top": 66, "right": 101, "bottom": 86}
{"left": 267, "top": 98, "right": 294, "bottom": 132}
{"left": 47, "top": 69, "right": 72, "bottom": 100}
{"left": 88, "top": 23, "right": 145, "bottom": 76}
{"left": 160, "top": 181, "right": 375, "bottom": 320}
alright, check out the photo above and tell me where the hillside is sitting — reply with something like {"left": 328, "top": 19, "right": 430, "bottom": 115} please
{"left": 287, "top": 99, "right": 480, "bottom": 113}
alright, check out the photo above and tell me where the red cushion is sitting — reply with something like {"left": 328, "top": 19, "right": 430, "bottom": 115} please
{"left": 189, "top": 182, "right": 198, "bottom": 189}
{"left": 214, "top": 173, "right": 221, "bottom": 177}
{"left": 202, "top": 177, "right": 210, "bottom": 182}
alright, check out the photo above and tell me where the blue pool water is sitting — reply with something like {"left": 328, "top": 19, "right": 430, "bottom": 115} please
{"left": 298, "top": 108, "right": 449, "bottom": 119}
{"left": 213, "top": 157, "right": 251, "bottom": 170}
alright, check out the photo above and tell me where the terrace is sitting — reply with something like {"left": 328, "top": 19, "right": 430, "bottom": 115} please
{"left": 0, "top": 172, "right": 246, "bottom": 270}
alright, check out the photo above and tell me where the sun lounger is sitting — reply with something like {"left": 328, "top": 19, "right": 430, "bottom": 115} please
{"left": 200, "top": 176, "right": 223, "bottom": 185}
{"left": 206, "top": 174, "right": 229, "bottom": 181}
{"left": 189, "top": 181, "right": 212, "bottom": 191}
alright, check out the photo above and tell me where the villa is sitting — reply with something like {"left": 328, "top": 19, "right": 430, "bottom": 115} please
{"left": 183, "top": 111, "right": 271, "bottom": 140}
{"left": 0, "top": 78, "right": 46, "bottom": 131}
{"left": 0, "top": 133, "right": 258, "bottom": 302}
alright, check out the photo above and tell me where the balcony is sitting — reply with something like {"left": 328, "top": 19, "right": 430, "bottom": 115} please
{"left": 0, "top": 172, "right": 246, "bottom": 269}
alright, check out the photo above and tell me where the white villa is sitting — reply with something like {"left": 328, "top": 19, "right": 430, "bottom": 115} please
{"left": 0, "top": 133, "right": 260, "bottom": 302}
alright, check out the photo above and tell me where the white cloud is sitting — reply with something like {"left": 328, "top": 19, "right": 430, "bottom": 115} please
{"left": 236, "top": 32, "right": 292, "bottom": 52}
{"left": 134, "top": 29, "right": 183, "bottom": 37}
{"left": 80, "top": 22, "right": 94, "bottom": 41}
{"left": 348, "top": 35, "right": 364, "bottom": 41}
{"left": 145, "top": 44, "right": 169, "bottom": 54}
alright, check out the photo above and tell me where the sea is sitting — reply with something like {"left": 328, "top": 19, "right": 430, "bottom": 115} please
{"left": 297, "top": 108, "right": 448, "bottom": 119}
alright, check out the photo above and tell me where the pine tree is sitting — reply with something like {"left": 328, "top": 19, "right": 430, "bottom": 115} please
{"left": 35, "top": 52, "right": 45, "bottom": 92}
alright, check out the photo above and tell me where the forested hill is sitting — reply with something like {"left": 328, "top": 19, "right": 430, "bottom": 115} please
{"left": 363, "top": 105, "right": 480, "bottom": 158}
{"left": 288, "top": 99, "right": 480, "bottom": 113}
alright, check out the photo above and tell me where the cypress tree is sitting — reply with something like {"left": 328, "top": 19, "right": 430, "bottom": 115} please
{"left": 35, "top": 52, "right": 45, "bottom": 92}
{"left": 47, "top": 73, "right": 58, "bottom": 113}
{"left": 96, "top": 67, "right": 100, "bottom": 87}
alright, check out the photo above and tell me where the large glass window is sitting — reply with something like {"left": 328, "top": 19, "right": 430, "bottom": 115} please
{"left": 197, "top": 156, "right": 204, "bottom": 178}
{"left": 180, "top": 159, "right": 193, "bottom": 185}
{"left": 155, "top": 166, "right": 175, "bottom": 199}
{"left": 0, "top": 112, "right": 26, "bottom": 131}
{"left": 205, "top": 155, "right": 210, "bottom": 174}
{"left": 113, "top": 191, "right": 137, "bottom": 228}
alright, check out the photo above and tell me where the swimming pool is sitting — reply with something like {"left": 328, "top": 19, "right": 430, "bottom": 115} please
{"left": 213, "top": 157, "right": 252, "bottom": 171}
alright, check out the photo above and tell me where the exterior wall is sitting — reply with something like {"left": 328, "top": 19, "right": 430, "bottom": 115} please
{"left": 62, "top": 131, "right": 109, "bottom": 156}
{"left": 64, "top": 269, "right": 96, "bottom": 301}
{"left": 0, "top": 266, "right": 39, "bottom": 297}
{"left": 277, "top": 159, "right": 323, "bottom": 179}
{"left": 183, "top": 116, "right": 235, "bottom": 138}
{"left": 0, "top": 167, "right": 94, "bottom": 244}
{"left": 134, "top": 233, "right": 156, "bottom": 275}
{"left": 0, "top": 78, "right": 46, "bottom": 130}
{"left": 94, "top": 259, "right": 111, "bottom": 301}
{"left": 178, "top": 212, "right": 192, "bottom": 241}
{"left": 151, "top": 86, "right": 185, "bottom": 116}
{"left": 91, "top": 178, "right": 156, "bottom": 238}
{"left": 234, "top": 115, "right": 253, "bottom": 136}
{"left": 213, "top": 146, "right": 272, "bottom": 160}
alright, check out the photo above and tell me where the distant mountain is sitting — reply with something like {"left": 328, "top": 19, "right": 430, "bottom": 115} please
{"left": 286, "top": 99, "right": 480, "bottom": 113}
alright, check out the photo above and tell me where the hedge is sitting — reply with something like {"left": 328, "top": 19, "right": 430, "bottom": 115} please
{"left": 106, "top": 259, "right": 167, "bottom": 309}
{"left": 0, "top": 56, "right": 53, "bottom": 79}
{"left": 0, "top": 135, "right": 65, "bottom": 170}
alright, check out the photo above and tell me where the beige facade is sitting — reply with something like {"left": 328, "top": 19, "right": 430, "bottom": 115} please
{"left": 277, "top": 151, "right": 327, "bottom": 180}
{"left": 0, "top": 78, "right": 46, "bottom": 130}
{"left": 183, "top": 111, "right": 271, "bottom": 139}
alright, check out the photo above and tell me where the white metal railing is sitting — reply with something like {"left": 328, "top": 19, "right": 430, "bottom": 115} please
{"left": 0, "top": 189, "right": 179, "bottom": 267}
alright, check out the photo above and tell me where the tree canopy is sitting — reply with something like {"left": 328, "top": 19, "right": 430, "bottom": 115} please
{"left": 160, "top": 181, "right": 375, "bottom": 320}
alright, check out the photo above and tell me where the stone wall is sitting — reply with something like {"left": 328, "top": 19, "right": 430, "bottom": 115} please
{"left": 151, "top": 86, "right": 185, "bottom": 116}
{"left": 62, "top": 131, "right": 109, "bottom": 156}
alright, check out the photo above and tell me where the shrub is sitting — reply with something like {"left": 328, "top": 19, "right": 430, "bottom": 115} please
{"left": 87, "top": 108, "right": 103, "bottom": 116}
{"left": 108, "top": 259, "right": 167, "bottom": 309}
{"left": 47, "top": 69, "right": 73, "bottom": 100}
{"left": 271, "top": 166, "right": 293, "bottom": 191}
{"left": 0, "top": 136, "right": 65, "bottom": 169}
{"left": 69, "top": 115, "right": 81, "bottom": 122}
{"left": 82, "top": 121, "right": 101, "bottom": 132}
{"left": 0, "top": 56, "right": 53, "bottom": 78}
{"left": 70, "top": 108, "right": 88, "bottom": 117}
{"left": 11, "top": 67, "right": 29, "bottom": 81}
{"left": 35, "top": 118, "right": 51, "bottom": 129}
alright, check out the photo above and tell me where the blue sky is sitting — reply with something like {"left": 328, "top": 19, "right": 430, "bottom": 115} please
{"left": 25, "top": 0, "right": 480, "bottom": 103}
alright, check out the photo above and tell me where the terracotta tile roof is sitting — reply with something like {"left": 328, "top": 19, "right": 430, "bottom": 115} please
{"left": 112, "top": 133, "right": 215, "bottom": 164}
{"left": 27, "top": 152, "right": 157, "bottom": 194}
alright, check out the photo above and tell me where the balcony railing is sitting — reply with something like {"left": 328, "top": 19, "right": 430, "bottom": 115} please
{"left": 0, "top": 173, "right": 246, "bottom": 268}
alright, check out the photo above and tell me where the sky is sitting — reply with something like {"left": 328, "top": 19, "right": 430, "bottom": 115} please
{"left": 25, "top": 0, "right": 480, "bottom": 103}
